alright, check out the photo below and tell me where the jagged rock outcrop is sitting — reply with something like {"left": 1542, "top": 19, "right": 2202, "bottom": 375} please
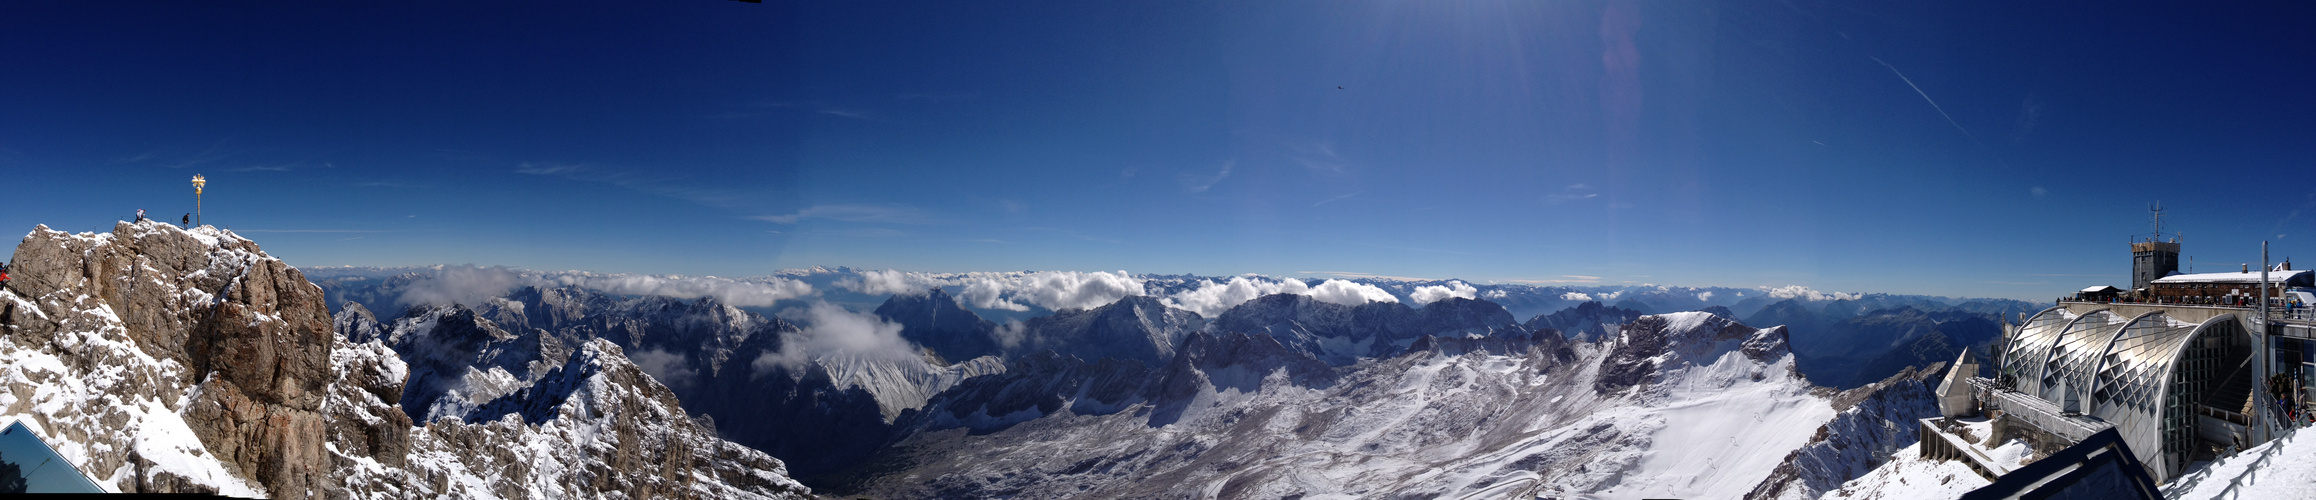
{"left": 1212, "top": 293, "right": 1525, "bottom": 365}
{"left": 1744, "top": 363, "right": 1947, "bottom": 500}
{"left": 1008, "top": 295, "right": 1205, "bottom": 367}
{"left": 349, "top": 303, "right": 570, "bottom": 423}
{"left": 875, "top": 288, "right": 1001, "bottom": 363}
{"left": 2, "top": 221, "right": 335, "bottom": 495}
{"left": 1525, "top": 300, "right": 1645, "bottom": 342}
{"left": 906, "top": 350, "right": 1158, "bottom": 433}
{"left": 390, "top": 285, "right": 992, "bottom": 477}
{"left": 407, "top": 339, "right": 811, "bottom": 498}
{"left": 0, "top": 221, "right": 811, "bottom": 498}
{"left": 1595, "top": 312, "right": 1793, "bottom": 395}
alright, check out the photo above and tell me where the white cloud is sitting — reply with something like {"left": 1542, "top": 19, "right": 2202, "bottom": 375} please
{"left": 629, "top": 348, "right": 697, "bottom": 389}
{"left": 1598, "top": 291, "right": 1623, "bottom": 301}
{"left": 1182, "top": 160, "right": 1235, "bottom": 193}
{"left": 958, "top": 278, "right": 1030, "bottom": 311}
{"left": 955, "top": 270, "right": 1147, "bottom": 312}
{"left": 1544, "top": 184, "right": 1601, "bottom": 204}
{"left": 1308, "top": 279, "right": 1399, "bottom": 306}
{"left": 1409, "top": 280, "right": 1478, "bottom": 305}
{"left": 992, "top": 320, "right": 1027, "bottom": 350}
{"left": 558, "top": 273, "right": 814, "bottom": 308}
{"left": 1762, "top": 285, "right": 1860, "bottom": 301}
{"left": 1162, "top": 276, "right": 1312, "bottom": 317}
{"left": 396, "top": 265, "right": 816, "bottom": 309}
{"left": 1561, "top": 291, "right": 1594, "bottom": 301}
{"left": 395, "top": 265, "right": 531, "bottom": 308}
{"left": 751, "top": 301, "right": 919, "bottom": 377}
{"left": 1482, "top": 289, "right": 1507, "bottom": 299}
{"left": 835, "top": 269, "right": 946, "bottom": 296}
{"left": 1697, "top": 291, "right": 1714, "bottom": 302}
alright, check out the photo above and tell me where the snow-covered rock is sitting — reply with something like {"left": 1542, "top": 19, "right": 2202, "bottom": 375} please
{"left": 839, "top": 311, "right": 1841, "bottom": 499}
{"left": 0, "top": 221, "right": 810, "bottom": 498}
{"left": 1210, "top": 293, "right": 1525, "bottom": 365}
{"left": 1814, "top": 445, "right": 1991, "bottom": 500}
{"left": 1527, "top": 300, "right": 1645, "bottom": 342}
{"left": 1744, "top": 363, "right": 1945, "bottom": 499}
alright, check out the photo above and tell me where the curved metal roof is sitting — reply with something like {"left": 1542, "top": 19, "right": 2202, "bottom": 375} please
{"left": 2096, "top": 313, "right": 2247, "bottom": 480}
{"left": 1992, "top": 306, "right": 2259, "bottom": 482}
{"left": 2042, "top": 309, "right": 2128, "bottom": 405}
{"left": 2004, "top": 306, "right": 2077, "bottom": 396}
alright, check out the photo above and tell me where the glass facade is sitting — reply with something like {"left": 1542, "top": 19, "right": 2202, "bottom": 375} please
{"left": 0, "top": 421, "right": 105, "bottom": 493}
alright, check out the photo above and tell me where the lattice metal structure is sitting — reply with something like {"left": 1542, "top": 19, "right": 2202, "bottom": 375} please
{"left": 1996, "top": 307, "right": 2257, "bottom": 482}
{"left": 2089, "top": 313, "right": 2202, "bottom": 479}
{"left": 2044, "top": 310, "right": 2126, "bottom": 406}
{"left": 2004, "top": 306, "right": 2078, "bottom": 395}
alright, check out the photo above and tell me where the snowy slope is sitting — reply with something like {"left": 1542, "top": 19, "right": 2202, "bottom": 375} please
{"left": 2164, "top": 427, "right": 2316, "bottom": 499}
{"left": 1814, "top": 446, "right": 1991, "bottom": 500}
{"left": 1744, "top": 363, "right": 1946, "bottom": 500}
{"left": 839, "top": 311, "right": 1850, "bottom": 499}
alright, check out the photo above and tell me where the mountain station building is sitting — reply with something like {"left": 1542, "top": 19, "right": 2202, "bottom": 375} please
{"left": 1921, "top": 218, "right": 2316, "bottom": 487}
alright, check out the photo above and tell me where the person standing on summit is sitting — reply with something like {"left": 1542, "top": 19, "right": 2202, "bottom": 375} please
{"left": 136, "top": 209, "right": 146, "bottom": 222}
{"left": 1, "top": 262, "right": 10, "bottom": 292}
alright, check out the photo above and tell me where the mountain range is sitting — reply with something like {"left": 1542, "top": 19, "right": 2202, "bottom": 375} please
{"left": 2, "top": 222, "right": 2049, "bottom": 498}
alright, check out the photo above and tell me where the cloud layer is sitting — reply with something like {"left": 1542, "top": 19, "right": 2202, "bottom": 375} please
{"left": 1308, "top": 279, "right": 1399, "bottom": 306}
{"left": 1409, "top": 281, "right": 1477, "bottom": 305}
{"left": 395, "top": 266, "right": 816, "bottom": 308}
{"left": 1161, "top": 276, "right": 1313, "bottom": 317}
{"left": 960, "top": 271, "right": 1146, "bottom": 311}
{"left": 834, "top": 269, "right": 945, "bottom": 296}
{"left": 1762, "top": 285, "right": 1859, "bottom": 302}
{"left": 752, "top": 301, "right": 920, "bottom": 377}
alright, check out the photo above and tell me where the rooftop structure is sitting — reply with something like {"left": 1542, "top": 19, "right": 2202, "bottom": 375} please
{"left": 1929, "top": 206, "right": 2312, "bottom": 486}
{"left": 1988, "top": 306, "right": 2254, "bottom": 481}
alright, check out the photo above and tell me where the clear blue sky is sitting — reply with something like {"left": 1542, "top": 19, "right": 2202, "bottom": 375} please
{"left": 3, "top": 0, "right": 2311, "bottom": 300}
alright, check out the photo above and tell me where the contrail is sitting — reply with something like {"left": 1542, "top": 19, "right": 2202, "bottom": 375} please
{"left": 1871, "top": 56, "right": 1974, "bottom": 140}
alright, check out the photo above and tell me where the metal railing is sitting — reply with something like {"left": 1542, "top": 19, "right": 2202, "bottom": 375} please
{"left": 2210, "top": 424, "right": 2301, "bottom": 499}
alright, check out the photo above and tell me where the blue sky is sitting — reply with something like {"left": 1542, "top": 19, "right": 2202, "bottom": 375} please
{"left": 3, "top": 0, "right": 2311, "bottom": 300}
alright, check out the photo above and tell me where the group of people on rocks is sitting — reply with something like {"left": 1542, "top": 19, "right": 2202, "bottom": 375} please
{"left": 131, "top": 209, "right": 194, "bottom": 227}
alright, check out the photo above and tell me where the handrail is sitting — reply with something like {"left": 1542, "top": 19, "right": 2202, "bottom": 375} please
{"left": 2213, "top": 423, "right": 2301, "bottom": 499}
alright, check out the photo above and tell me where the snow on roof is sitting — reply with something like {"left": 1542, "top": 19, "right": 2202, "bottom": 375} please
{"left": 2080, "top": 285, "right": 2121, "bottom": 293}
{"left": 2151, "top": 269, "right": 2311, "bottom": 284}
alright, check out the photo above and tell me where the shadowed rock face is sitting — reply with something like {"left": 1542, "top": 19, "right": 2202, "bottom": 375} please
{"left": 1526, "top": 300, "right": 1646, "bottom": 343}
{"left": 1744, "top": 364, "right": 1945, "bottom": 500}
{"left": 1595, "top": 312, "right": 1792, "bottom": 395}
{"left": 3, "top": 221, "right": 344, "bottom": 494}
{"left": 1213, "top": 294, "right": 1528, "bottom": 365}
{"left": 876, "top": 288, "right": 1001, "bottom": 363}
{"left": 1010, "top": 295, "right": 1205, "bottom": 367}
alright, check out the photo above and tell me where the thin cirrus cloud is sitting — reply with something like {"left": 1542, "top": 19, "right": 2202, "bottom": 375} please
{"left": 1544, "top": 184, "right": 1600, "bottom": 204}
{"left": 1180, "top": 160, "right": 1234, "bottom": 193}
{"left": 750, "top": 204, "right": 928, "bottom": 225}
{"left": 1312, "top": 191, "right": 1364, "bottom": 208}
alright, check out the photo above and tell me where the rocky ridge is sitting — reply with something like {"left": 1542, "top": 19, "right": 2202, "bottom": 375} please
{"left": 0, "top": 220, "right": 808, "bottom": 498}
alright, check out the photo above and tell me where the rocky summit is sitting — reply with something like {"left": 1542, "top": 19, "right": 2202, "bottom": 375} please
{"left": 0, "top": 221, "right": 809, "bottom": 498}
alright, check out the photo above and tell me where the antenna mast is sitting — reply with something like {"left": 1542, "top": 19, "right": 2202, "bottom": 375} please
{"left": 2148, "top": 202, "right": 2166, "bottom": 243}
